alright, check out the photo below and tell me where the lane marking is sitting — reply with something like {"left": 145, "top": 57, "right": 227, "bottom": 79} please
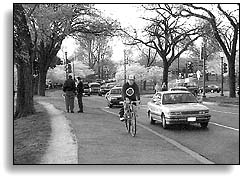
{"left": 209, "top": 122, "right": 239, "bottom": 131}
{"left": 101, "top": 108, "right": 214, "bottom": 164}
{"left": 210, "top": 109, "right": 238, "bottom": 115}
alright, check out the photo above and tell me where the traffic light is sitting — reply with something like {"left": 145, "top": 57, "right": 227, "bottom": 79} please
{"left": 66, "top": 63, "right": 72, "bottom": 73}
{"left": 223, "top": 63, "right": 227, "bottom": 73}
{"left": 187, "top": 62, "right": 193, "bottom": 73}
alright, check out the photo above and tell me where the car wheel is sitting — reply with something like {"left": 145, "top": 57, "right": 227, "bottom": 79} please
{"left": 200, "top": 122, "right": 208, "bottom": 129}
{"left": 161, "top": 114, "right": 168, "bottom": 129}
{"left": 148, "top": 111, "right": 155, "bottom": 125}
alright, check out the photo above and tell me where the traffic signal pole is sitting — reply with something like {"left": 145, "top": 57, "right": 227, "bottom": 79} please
{"left": 221, "top": 55, "right": 224, "bottom": 96}
{"left": 202, "top": 45, "right": 206, "bottom": 98}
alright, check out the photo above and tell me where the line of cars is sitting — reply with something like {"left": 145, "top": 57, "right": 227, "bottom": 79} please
{"left": 103, "top": 84, "right": 211, "bottom": 129}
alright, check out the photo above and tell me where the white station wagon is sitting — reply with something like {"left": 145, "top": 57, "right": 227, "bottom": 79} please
{"left": 147, "top": 91, "right": 211, "bottom": 129}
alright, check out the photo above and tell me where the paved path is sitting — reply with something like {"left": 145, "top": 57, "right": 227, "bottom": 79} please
{"left": 38, "top": 101, "right": 78, "bottom": 164}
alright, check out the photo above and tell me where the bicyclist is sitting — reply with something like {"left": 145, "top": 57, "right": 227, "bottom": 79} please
{"left": 119, "top": 74, "right": 140, "bottom": 122}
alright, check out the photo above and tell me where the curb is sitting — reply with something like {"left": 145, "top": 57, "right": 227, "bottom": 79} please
{"left": 37, "top": 101, "right": 78, "bottom": 164}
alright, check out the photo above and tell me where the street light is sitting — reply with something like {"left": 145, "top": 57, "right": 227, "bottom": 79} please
{"left": 220, "top": 52, "right": 224, "bottom": 96}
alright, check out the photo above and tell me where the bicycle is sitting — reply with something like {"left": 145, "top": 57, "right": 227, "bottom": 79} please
{"left": 121, "top": 100, "right": 140, "bottom": 137}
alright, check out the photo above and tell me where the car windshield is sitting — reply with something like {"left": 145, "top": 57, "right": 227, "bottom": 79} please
{"left": 110, "top": 89, "right": 121, "bottom": 94}
{"left": 162, "top": 93, "right": 198, "bottom": 104}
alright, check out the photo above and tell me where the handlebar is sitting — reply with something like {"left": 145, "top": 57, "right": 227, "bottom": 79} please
{"left": 119, "top": 100, "right": 141, "bottom": 104}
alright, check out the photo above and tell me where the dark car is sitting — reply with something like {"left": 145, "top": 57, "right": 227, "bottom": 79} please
{"left": 105, "top": 86, "right": 123, "bottom": 108}
{"left": 89, "top": 82, "right": 101, "bottom": 94}
{"left": 83, "top": 83, "right": 91, "bottom": 96}
{"left": 199, "top": 84, "right": 221, "bottom": 93}
{"left": 98, "top": 83, "right": 116, "bottom": 96}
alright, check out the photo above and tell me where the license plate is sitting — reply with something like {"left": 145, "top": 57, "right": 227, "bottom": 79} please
{"left": 187, "top": 117, "right": 196, "bottom": 121}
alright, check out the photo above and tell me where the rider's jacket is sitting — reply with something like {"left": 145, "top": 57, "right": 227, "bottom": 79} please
{"left": 122, "top": 82, "right": 140, "bottom": 101}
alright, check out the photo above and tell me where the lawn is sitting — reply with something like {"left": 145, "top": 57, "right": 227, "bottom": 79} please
{"left": 14, "top": 102, "right": 51, "bottom": 164}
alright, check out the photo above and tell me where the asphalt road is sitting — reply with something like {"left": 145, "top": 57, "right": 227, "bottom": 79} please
{"left": 43, "top": 90, "right": 239, "bottom": 164}
{"left": 86, "top": 94, "right": 239, "bottom": 164}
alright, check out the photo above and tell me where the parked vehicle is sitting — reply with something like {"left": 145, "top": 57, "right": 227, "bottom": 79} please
{"left": 168, "top": 78, "right": 199, "bottom": 96}
{"left": 105, "top": 86, "right": 123, "bottom": 108}
{"left": 147, "top": 91, "right": 211, "bottom": 129}
{"left": 89, "top": 82, "right": 101, "bottom": 94}
{"left": 98, "top": 82, "right": 116, "bottom": 96}
{"left": 170, "top": 87, "right": 188, "bottom": 92}
{"left": 199, "top": 84, "right": 221, "bottom": 93}
{"left": 83, "top": 82, "right": 91, "bottom": 96}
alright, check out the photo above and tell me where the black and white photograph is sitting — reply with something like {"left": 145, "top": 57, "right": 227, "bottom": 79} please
{"left": 11, "top": 2, "right": 240, "bottom": 168}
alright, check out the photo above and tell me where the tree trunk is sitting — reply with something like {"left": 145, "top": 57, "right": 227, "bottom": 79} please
{"left": 33, "top": 75, "right": 39, "bottom": 95}
{"left": 143, "top": 80, "right": 146, "bottom": 90}
{"left": 15, "top": 60, "right": 35, "bottom": 118}
{"left": 38, "top": 68, "right": 48, "bottom": 96}
{"left": 162, "top": 62, "right": 169, "bottom": 90}
{"left": 228, "top": 57, "right": 236, "bottom": 98}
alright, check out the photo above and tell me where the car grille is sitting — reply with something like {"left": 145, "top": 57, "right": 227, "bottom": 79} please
{"left": 181, "top": 111, "right": 200, "bottom": 115}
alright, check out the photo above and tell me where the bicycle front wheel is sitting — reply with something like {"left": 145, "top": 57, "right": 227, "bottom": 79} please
{"left": 130, "top": 114, "right": 136, "bottom": 137}
{"left": 124, "top": 114, "right": 130, "bottom": 133}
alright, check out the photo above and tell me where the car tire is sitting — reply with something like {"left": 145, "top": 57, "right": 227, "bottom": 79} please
{"left": 148, "top": 111, "right": 155, "bottom": 125}
{"left": 161, "top": 114, "right": 168, "bottom": 129}
{"left": 200, "top": 122, "right": 208, "bottom": 129}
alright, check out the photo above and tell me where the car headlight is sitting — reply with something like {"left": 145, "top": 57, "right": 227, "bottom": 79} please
{"left": 169, "top": 112, "right": 182, "bottom": 115}
{"left": 199, "top": 110, "right": 209, "bottom": 114}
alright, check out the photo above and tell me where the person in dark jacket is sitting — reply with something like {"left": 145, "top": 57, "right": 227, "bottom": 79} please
{"left": 161, "top": 82, "right": 167, "bottom": 91}
{"left": 76, "top": 77, "right": 84, "bottom": 113}
{"left": 119, "top": 74, "right": 140, "bottom": 121}
{"left": 63, "top": 75, "right": 76, "bottom": 113}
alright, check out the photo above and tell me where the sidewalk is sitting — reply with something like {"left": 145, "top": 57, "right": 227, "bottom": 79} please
{"left": 36, "top": 93, "right": 212, "bottom": 164}
{"left": 37, "top": 101, "right": 78, "bottom": 164}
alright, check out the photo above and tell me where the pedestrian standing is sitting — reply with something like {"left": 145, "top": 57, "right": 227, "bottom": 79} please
{"left": 63, "top": 75, "right": 76, "bottom": 113}
{"left": 161, "top": 82, "right": 167, "bottom": 91}
{"left": 77, "top": 77, "right": 84, "bottom": 113}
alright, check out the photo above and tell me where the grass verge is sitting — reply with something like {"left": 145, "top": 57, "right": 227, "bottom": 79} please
{"left": 14, "top": 102, "right": 51, "bottom": 164}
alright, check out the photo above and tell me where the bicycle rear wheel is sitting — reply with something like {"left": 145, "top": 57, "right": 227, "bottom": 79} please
{"left": 130, "top": 114, "right": 136, "bottom": 137}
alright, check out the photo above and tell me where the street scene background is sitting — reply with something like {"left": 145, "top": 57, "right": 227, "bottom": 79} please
{"left": 11, "top": 2, "right": 240, "bottom": 173}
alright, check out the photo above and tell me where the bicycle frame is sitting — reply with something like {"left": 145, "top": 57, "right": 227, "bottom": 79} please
{"left": 122, "top": 101, "right": 139, "bottom": 137}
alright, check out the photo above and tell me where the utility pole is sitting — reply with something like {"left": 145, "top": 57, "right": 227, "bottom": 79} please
{"left": 220, "top": 52, "right": 224, "bottom": 96}
{"left": 124, "top": 50, "right": 127, "bottom": 84}
{"left": 202, "top": 41, "right": 206, "bottom": 98}
{"left": 177, "top": 46, "right": 180, "bottom": 79}
{"left": 65, "top": 51, "right": 68, "bottom": 80}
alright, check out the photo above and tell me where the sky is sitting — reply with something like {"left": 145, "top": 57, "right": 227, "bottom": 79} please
{"left": 58, "top": 4, "right": 145, "bottom": 63}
